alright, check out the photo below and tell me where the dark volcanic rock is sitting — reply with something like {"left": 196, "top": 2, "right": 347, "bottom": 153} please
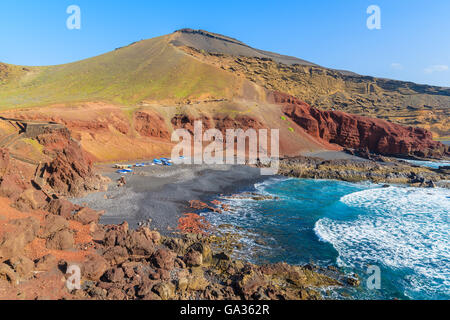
{"left": 150, "top": 249, "right": 175, "bottom": 270}
{"left": 37, "top": 128, "right": 109, "bottom": 197}
{"left": 45, "top": 199, "right": 80, "bottom": 219}
{"left": 102, "top": 267, "right": 125, "bottom": 284}
{"left": 81, "top": 254, "right": 108, "bottom": 281}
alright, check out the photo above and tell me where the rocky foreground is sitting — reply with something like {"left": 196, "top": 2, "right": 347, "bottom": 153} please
{"left": 0, "top": 125, "right": 353, "bottom": 300}
{"left": 0, "top": 122, "right": 447, "bottom": 300}
{"left": 0, "top": 195, "right": 354, "bottom": 300}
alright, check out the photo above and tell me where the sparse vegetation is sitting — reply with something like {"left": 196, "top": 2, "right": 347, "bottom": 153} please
{"left": 0, "top": 36, "right": 237, "bottom": 110}
{"left": 22, "top": 138, "right": 44, "bottom": 154}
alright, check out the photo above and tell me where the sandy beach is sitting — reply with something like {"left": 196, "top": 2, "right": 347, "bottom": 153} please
{"left": 72, "top": 163, "right": 267, "bottom": 233}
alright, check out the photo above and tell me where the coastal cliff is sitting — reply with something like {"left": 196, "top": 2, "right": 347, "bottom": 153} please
{"left": 271, "top": 92, "right": 448, "bottom": 159}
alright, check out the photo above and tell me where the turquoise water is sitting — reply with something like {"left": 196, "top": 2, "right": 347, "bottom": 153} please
{"left": 204, "top": 178, "right": 450, "bottom": 300}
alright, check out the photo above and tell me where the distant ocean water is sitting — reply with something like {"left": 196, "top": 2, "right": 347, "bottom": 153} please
{"left": 204, "top": 176, "right": 450, "bottom": 300}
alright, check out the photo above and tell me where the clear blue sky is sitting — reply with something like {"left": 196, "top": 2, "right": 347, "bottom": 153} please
{"left": 1, "top": 0, "right": 449, "bottom": 86}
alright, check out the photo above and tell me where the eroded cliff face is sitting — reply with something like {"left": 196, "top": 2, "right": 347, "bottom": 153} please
{"left": 134, "top": 111, "right": 170, "bottom": 139}
{"left": 0, "top": 122, "right": 109, "bottom": 212}
{"left": 271, "top": 92, "right": 448, "bottom": 158}
{"left": 171, "top": 114, "right": 266, "bottom": 135}
{"left": 36, "top": 127, "right": 109, "bottom": 197}
{"left": 1, "top": 94, "right": 446, "bottom": 162}
{"left": 179, "top": 46, "right": 450, "bottom": 139}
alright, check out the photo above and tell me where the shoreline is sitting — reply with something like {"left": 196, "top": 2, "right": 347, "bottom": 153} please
{"left": 73, "top": 163, "right": 268, "bottom": 233}
{"left": 74, "top": 152, "right": 450, "bottom": 234}
{"left": 68, "top": 153, "right": 450, "bottom": 300}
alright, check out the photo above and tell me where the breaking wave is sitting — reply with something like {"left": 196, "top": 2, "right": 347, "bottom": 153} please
{"left": 315, "top": 186, "right": 450, "bottom": 299}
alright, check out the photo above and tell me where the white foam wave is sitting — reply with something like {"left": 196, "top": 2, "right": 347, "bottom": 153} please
{"left": 315, "top": 186, "right": 450, "bottom": 298}
{"left": 402, "top": 159, "right": 450, "bottom": 169}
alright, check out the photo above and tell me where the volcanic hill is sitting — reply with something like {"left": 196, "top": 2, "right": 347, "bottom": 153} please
{"left": 0, "top": 29, "right": 447, "bottom": 162}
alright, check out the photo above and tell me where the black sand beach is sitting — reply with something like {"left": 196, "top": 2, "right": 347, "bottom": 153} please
{"left": 72, "top": 164, "right": 267, "bottom": 233}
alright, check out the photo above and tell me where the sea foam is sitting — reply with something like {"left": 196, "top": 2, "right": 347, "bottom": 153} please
{"left": 314, "top": 186, "right": 450, "bottom": 299}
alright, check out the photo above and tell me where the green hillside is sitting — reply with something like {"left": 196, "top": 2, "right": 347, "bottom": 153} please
{"left": 0, "top": 35, "right": 238, "bottom": 110}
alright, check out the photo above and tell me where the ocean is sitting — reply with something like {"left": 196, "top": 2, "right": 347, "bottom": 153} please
{"left": 204, "top": 177, "right": 450, "bottom": 300}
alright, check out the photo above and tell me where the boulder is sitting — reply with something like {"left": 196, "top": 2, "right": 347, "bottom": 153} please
{"left": 125, "top": 228, "right": 157, "bottom": 256}
{"left": 187, "top": 268, "right": 209, "bottom": 291}
{"left": 136, "top": 281, "right": 155, "bottom": 298}
{"left": 34, "top": 254, "right": 57, "bottom": 271}
{"left": 13, "top": 189, "right": 47, "bottom": 211}
{"left": 0, "top": 173, "right": 26, "bottom": 199}
{"left": 106, "top": 288, "right": 127, "bottom": 300}
{"left": 234, "top": 269, "right": 266, "bottom": 299}
{"left": 81, "top": 254, "right": 108, "bottom": 281}
{"left": 0, "top": 263, "right": 16, "bottom": 284}
{"left": 0, "top": 217, "right": 39, "bottom": 261}
{"left": 152, "top": 282, "right": 175, "bottom": 300}
{"left": 45, "top": 199, "right": 79, "bottom": 219}
{"left": 184, "top": 249, "right": 203, "bottom": 267}
{"left": 40, "top": 214, "right": 69, "bottom": 238}
{"left": 176, "top": 269, "right": 190, "bottom": 292}
{"left": 103, "top": 227, "right": 128, "bottom": 247}
{"left": 73, "top": 207, "right": 103, "bottom": 225}
{"left": 102, "top": 267, "right": 125, "bottom": 284}
{"left": 188, "top": 242, "right": 212, "bottom": 264}
{"left": 46, "top": 229, "right": 74, "bottom": 250}
{"left": 150, "top": 249, "right": 175, "bottom": 270}
{"left": 7, "top": 255, "right": 34, "bottom": 279}
{"left": 102, "top": 246, "right": 128, "bottom": 265}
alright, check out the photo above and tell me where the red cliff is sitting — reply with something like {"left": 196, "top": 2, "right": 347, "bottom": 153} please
{"left": 270, "top": 92, "right": 448, "bottom": 158}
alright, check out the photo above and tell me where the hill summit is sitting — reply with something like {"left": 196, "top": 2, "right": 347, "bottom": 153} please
{"left": 0, "top": 29, "right": 448, "bottom": 161}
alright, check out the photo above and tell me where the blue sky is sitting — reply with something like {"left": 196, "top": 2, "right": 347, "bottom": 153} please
{"left": 1, "top": 0, "right": 449, "bottom": 86}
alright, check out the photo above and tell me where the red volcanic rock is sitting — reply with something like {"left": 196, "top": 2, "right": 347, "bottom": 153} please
{"left": 184, "top": 249, "right": 203, "bottom": 267}
{"left": 124, "top": 227, "right": 158, "bottom": 256}
{"left": 0, "top": 174, "right": 27, "bottom": 200}
{"left": 45, "top": 229, "right": 74, "bottom": 250}
{"left": 189, "top": 200, "right": 221, "bottom": 214}
{"left": 171, "top": 114, "right": 265, "bottom": 136}
{"left": 0, "top": 148, "right": 10, "bottom": 178}
{"left": 38, "top": 128, "right": 109, "bottom": 197}
{"left": 81, "top": 254, "right": 108, "bottom": 281}
{"left": 40, "top": 214, "right": 69, "bottom": 238}
{"left": 189, "top": 200, "right": 210, "bottom": 210}
{"left": 150, "top": 248, "right": 175, "bottom": 270}
{"left": 177, "top": 213, "right": 211, "bottom": 234}
{"left": 271, "top": 92, "right": 448, "bottom": 158}
{"left": 45, "top": 199, "right": 80, "bottom": 219}
{"left": 134, "top": 111, "right": 170, "bottom": 139}
{"left": 73, "top": 207, "right": 103, "bottom": 225}
{"left": 171, "top": 114, "right": 212, "bottom": 135}
{"left": 13, "top": 189, "right": 48, "bottom": 212}
{"left": 0, "top": 217, "right": 40, "bottom": 262}
{"left": 102, "top": 246, "right": 129, "bottom": 265}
